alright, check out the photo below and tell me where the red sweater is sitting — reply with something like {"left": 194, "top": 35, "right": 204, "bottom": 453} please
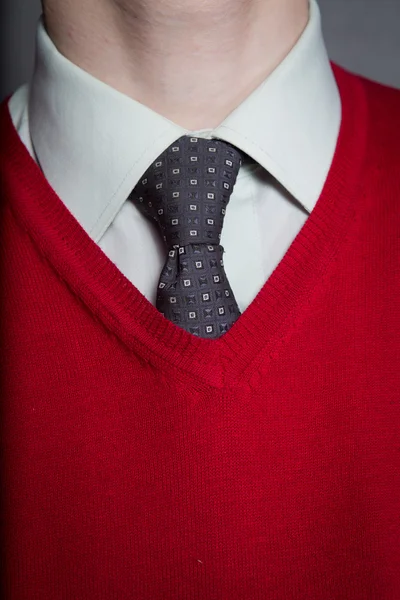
{"left": 1, "top": 64, "right": 400, "bottom": 600}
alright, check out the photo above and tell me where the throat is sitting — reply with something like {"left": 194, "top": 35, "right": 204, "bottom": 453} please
{"left": 43, "top": 0, "right": 309, "bottom": 130}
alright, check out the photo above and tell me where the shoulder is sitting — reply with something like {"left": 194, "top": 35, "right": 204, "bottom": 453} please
{"left": 332, "top": 65, "right": 400, "bottom": 226}
{"left": 332, "top": 63, "right": 400, "bottom": 166}
{"left": 359, "top": 72, "right": 400, "bottom": 114}
{"left": 348, "top": 71, "right": 400, "bottom": 225}
{"left": 356, "top": 72, "right": 400, "bottom": 165}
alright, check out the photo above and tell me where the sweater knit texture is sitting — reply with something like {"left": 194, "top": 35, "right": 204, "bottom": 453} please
{"left": 1, "top": 64, "right": 400, "bottom": 599}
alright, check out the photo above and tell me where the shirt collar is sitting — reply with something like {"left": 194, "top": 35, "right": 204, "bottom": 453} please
{"left": 29, "top": 0, "right": 341, "bottom": 243}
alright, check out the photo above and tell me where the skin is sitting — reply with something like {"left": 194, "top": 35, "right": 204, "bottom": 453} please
{"left": 41, "top": 0, "right": 309, "bottom": 130}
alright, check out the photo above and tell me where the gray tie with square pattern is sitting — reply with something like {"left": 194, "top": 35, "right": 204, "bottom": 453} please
{"left": 129, "top": 135, "right": 243, "bottom": 338}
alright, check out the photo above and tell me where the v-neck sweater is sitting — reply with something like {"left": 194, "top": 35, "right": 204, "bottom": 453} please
{"left": 1, "top": 64, "right": 400, "bottom": 599}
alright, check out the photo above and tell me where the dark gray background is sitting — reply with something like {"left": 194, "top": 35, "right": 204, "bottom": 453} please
{"left": 1, "top": 0, "right": 400, "bottom": 101}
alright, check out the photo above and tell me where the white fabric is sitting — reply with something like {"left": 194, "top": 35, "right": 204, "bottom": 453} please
{"left": 8, "top": 0, "right": 341, "bottom": 311}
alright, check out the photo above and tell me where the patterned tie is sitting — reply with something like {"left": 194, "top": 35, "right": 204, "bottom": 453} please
{"left": 129, "top": 135, "right": 243, "bottom": 338}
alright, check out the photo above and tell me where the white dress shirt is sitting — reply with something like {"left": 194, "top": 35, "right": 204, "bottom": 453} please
{"left": 8, "top": 0, "right": 341, "bottom": 313}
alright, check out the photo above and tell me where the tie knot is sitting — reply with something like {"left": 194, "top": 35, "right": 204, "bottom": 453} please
{"left": 130, "top": 135, "right": 243, "bottom": 247}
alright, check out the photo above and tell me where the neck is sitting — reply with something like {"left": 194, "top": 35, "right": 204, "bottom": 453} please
{"left": 43, "top": 0, "right": 309, "bottom": 130}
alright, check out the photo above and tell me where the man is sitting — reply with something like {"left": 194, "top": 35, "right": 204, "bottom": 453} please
{"left": 1, "top": 0, "right": 399, "bottom": 597}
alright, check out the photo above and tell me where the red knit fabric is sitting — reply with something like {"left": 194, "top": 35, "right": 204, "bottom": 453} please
{"left": 1, "top": 64, "right": 400, "bottom": 599}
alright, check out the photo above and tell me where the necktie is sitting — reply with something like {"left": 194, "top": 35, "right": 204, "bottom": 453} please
{"left": 129, "top": 135, "right": 243, "bottom": 338}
